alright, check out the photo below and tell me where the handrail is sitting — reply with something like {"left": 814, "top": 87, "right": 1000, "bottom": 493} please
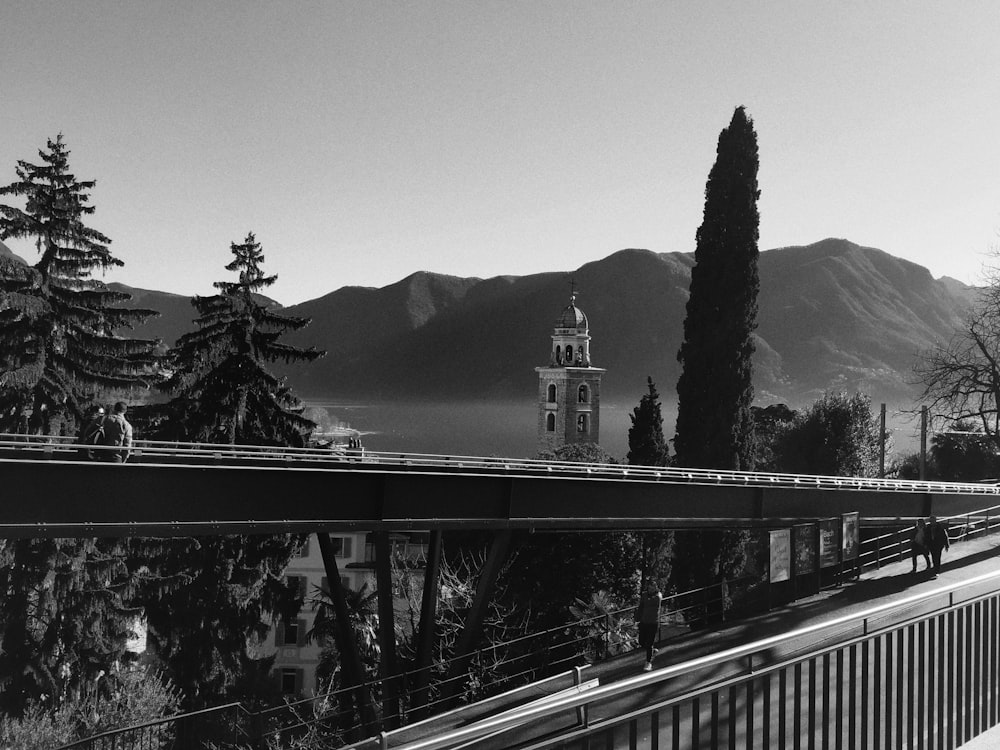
{"left": 3, "top": 432, "right": 1000, "bottom": 496}
{"left": 391, "top": 566, "right": 1000, "bottom": 750}
{"left": 54, "top": 701, "right": 246, "bottom": 749}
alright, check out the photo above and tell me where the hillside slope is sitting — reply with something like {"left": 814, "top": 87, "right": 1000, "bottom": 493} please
{"left": 274, "top": 238, "right": 974, "bottom": 407}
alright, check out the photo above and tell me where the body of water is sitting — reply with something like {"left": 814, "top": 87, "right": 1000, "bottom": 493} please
{"left": 303, "top": 399, "right": 640, "bottom": 461}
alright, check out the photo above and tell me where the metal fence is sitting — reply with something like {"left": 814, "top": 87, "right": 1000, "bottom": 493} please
{"left": 55, "top": 703, "right": 247, "bottom": 750}
{"left": 390, "top": 568, "right": 1000, "bottom": 750}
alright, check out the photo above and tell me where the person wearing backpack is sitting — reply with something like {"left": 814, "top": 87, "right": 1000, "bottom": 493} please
{"left": 78, "top": 405, "right": 106, "bottom": 461}
{"left": 100, "top": 402, "right": 133, "bottom": 463}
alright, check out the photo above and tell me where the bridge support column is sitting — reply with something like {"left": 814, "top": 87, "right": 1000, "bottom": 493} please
{"left": 409, "top": 528, "right": 442, "bottom": 721}
{"left": 374, "top": 531, "right": 401, "bottom": 729}
{"left": 317, "top": 532, "right": 378, "bottom": 737}
{"left": 443, "top": 530, "right": 514, "bottom": 708}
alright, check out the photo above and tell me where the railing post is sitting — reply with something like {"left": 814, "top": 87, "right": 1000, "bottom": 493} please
{"left": 603, "top": 613, "right": 611, "bottom": 660}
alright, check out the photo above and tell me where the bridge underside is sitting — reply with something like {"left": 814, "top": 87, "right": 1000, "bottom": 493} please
{"left": 0, "top": 451, "right": 987, "bottom": 538}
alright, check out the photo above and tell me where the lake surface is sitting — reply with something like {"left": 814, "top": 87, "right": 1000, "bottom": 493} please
{"left": 303, "top": 398, "right": 924, "bottom": 463}
{"left": 303, "top": 399, "right": 644, "bottom": 460}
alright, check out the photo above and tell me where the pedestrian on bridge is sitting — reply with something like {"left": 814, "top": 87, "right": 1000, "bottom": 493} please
{"left": 926, "top": 516, "right": 951, "bottom": 577}
{"left": 77, "top": 405, "right": 106, "bottom": 461}
{"left": 637, "top": 579, "right": 663, "bottom": 672}
{"left": 100, "top": 402, "right": 133, "bottom": 463}
{"left": 911, "top": 518, "right": 931, "bottom": 573}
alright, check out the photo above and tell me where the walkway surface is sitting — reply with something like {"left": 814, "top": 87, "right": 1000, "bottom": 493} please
{"left": 370, "top": 531, "right": 1000, "bottom": 748}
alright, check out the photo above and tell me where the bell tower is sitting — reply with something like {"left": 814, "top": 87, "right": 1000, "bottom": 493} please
{"left": 536, "top": 291, "right": 605, "bottom": 453}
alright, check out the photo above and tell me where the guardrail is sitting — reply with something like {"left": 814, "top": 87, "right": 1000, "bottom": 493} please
{"left": 50, "top": 575, "right": 762, "bottom": 750}
{"left": 5, "top": 432, "right": 1000, "bottom": 497}
{"left": 53, "top": 501, "right": 1000, "bottom": 750}
{"left": 390, "top": 568, "right": 1000, "bottom": 750}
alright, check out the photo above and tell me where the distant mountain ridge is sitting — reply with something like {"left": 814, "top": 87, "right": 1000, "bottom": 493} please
{"left": 269, "top": 238, "right": 976, "bottom": 409}
{"left": 1, "top": 238, "right": 978, "bottom": 409}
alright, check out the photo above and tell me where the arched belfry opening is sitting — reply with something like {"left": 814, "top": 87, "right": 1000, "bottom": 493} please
{"left": 535, "top": 289, "right": 605, "bottom": 453}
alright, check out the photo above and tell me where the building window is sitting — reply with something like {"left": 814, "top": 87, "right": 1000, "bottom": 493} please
{"left": 286, "top": 575, "right": 308, "bottom": 598}
{"left": 577, "top": 414, "right": 588, "bottom": 433}
{"left": 276, "top": 617, "right": 307, "bottom": 648}
{"left": 547, "top": 383, "right": 556, "bottom": 403}
{"left": 555, "top": 345, "right": 562, "bottom": 364}
{"left": 333, "top": 537, "right": 353, "bottom": 559}
{"left": 546, "top": 413, "right": 555, "bottom": 432}
{"left": 566, "top": 345, "right": 573, "bottom": 363}
{"left": 578, "top": 384, "right": 588, "bottom": 403}
{"left": 296, "top": 538, "right": 311, "bottom": 558}
{"left": 280, "top": 668, "right": 301, "bottom": 695}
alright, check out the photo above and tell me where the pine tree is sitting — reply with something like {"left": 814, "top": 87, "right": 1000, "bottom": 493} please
{"left": 673, "top": 106, "right": 760, "bottom": 471}
{"left": 671, "top": 107, "right": 761, "bottom": 614}
{"left": 143, "top": 234, "right": 324, "bottom": 708}
{"left": 0, "top": 537, "right": 149, "bottom": 714}
{"left": 0, "top": 136, "right": 159, "bottom": 713}
{"left": 160, "top": 232, "right": 323, "bottom": 445}
{"left": 627, "top": 377, "right": 670, "bottom": 467}
{"left": 0, "top": 134, "right": 158, "bottom": 433}
{"left": 137, "top": 534, "right": 302, "bottom": 709}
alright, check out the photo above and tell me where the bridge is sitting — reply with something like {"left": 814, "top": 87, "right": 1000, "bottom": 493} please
{"left": 9, "top": 432, "right": 1000, "bottom": 749}
{"left": 2, "top": 434, "right": 999, "bottom": 538}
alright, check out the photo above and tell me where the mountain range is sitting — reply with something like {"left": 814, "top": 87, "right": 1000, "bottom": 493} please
{"left": 0, "top": 238, "right": 979, "bottom": 411}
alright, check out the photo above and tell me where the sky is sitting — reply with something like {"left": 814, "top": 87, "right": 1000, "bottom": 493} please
{"left": 2, "top": 2, "right": 998, "bottom": 306}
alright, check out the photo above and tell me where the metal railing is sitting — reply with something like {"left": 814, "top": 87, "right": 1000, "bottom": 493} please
{"left": 390, "top": 567, "right": 1000, "bottom": 750}
{"left": 6, "top": 431, "right": 1000, "bottom": 497}
{"left": 55, "top": 702, "right": 247, "bottom": 750}
{"left": 858, "top": 502, "right": 1000, "bottom": 572}
{"left": 52, "top": 575, "right": 764, "bottom": 750}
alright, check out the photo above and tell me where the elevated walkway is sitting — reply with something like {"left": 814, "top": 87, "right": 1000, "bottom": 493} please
{"left": 3, "top": 433, "right": 1000, "bottom": 536}
{"left": 366, "top": 531, "right": 1000, "bottom": 749}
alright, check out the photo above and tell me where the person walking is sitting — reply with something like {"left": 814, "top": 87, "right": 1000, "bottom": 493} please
{"left": 926, "top": 516, "right": 951, "bottom": 577}
{"left": 637, "top": 579, "right": 663, "bottom": 672}
{"left": 100, "top": 402, "right": 133, "bottom": 463}
{"left": 911, "top": 518, "right": 931, "bottom": 573}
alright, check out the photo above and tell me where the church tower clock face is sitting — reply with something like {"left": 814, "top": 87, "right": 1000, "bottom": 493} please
{"left": 535, "top": 291, "right": 605, "bottom": 453}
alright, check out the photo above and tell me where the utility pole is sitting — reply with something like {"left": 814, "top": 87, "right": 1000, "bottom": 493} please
{"left": 919, "top": 406, "right": 928, "bottom": 480}
{"left": 879, "top": 403, "right": 886, "bottom": 478}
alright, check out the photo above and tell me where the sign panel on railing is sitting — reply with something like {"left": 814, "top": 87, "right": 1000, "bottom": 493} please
{"left": 769, "top": 529, "right": 791, "bottom": 582}
{"left": 794, "top": 523, "right": 816, "bottom": 576}
{"left": 842, "top": 512, "right": 860, "bottom": 560}
{"left": 819, "top": 518, "right": 840, "bottom": 568}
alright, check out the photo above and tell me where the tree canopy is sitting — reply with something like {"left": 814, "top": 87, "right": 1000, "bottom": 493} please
{"left": 917, "top": 273, "right": 1000, "bottom": 446}
{"left": 627, "top": 377, "right": 670, "bottom": 467}
{"left": 673, "top": 106, "right": 760, "bottom": 471}
{"left": 0, "top": 134, "right": 158, "bottom": 433}
{"left": 774, "top": 392, "right": 882, "bottom": 477}
{"left": 671, "top": 107, "right": 761, "bottom": 603}
{"left": 159, "top": 231, "right": 323, "bottom": 445}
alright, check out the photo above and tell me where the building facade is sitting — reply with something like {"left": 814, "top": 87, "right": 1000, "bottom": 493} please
{"left": 265, "top": 532, "right": 371, "bottom": 696}
{"left": 536, "top": 293, "right": 605, "bottom": 453}
{"left": 265, "top": 532, "right": 428, "bottom": 696}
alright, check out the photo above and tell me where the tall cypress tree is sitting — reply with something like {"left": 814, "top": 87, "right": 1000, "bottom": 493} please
{"left": 160, "top": 231, "right": 323, "bottom": 445}
{"left": 142, "top": 234, "right": 324, "bottom": 708}
{"left": 670, "top": 107, "right": 761, "bottom": 611}
{"left": 0, "top": 134, "right": 158, "bottom": 433}
{"left": 673, "top": 106, "right": 760, "bottom": 471}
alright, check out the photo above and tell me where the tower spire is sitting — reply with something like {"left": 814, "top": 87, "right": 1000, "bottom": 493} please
{"left": 535, "top": 289, "right": 605, "bottom": 453}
